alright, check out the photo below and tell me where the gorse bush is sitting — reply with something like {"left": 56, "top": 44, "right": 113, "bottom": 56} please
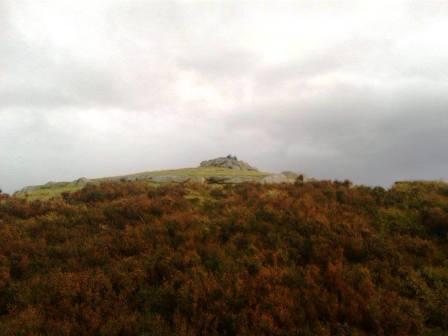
{"left": 0, "top": 181, "right": 447, "bottom": 335}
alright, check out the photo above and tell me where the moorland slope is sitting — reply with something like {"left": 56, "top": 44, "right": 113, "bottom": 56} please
{"left": 0, "top": 180, "right": 447, "bottom": 335}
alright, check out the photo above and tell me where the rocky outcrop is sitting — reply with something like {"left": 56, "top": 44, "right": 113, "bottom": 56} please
{"left": 200, "top": 155, "right": 258, "bottom": 171}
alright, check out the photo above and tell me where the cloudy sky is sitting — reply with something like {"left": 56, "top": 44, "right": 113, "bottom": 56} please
{"left": 1, "top": 0, "right": 448, "bottom": 193}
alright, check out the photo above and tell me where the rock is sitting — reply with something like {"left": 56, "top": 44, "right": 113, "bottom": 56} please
{"left": 260, "top": 173, "right": 295, "bottom": 184}
{"left": 200, "top": 155, "right": 258, "bottom": 171}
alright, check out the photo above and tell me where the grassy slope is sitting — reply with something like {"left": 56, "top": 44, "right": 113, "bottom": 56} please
{"left": 16, "top": 167, "right": 270, "bottom": 200}
{"left": 98, "top": 167, "right": 269, "bottom": 180}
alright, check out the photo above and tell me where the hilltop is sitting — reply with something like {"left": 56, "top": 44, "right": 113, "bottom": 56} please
{"left": 13, "top": 156, "right": 304, "bottom": 200}
{"left": 200, "top": 155, "right": 258, "bottom": 171}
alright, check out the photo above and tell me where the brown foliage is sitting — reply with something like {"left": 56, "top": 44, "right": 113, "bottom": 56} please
{"left": 0, "top": 181, "right": 447, "bottom": 335}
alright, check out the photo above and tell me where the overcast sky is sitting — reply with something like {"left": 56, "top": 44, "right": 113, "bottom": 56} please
{"left": 1, "top": 0, "right": 448, "bottom": 193}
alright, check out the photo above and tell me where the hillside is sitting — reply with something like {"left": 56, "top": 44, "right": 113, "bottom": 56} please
{"left": 13, "top": 166, "right": 270, "bottom": 201}
{"left": 0, "top": 180, "right": 447, "bottom": 335}
{"left": 12, "top": 156, "right": 285, "bottom": 200}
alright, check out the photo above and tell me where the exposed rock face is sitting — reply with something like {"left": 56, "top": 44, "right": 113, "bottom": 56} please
{"left": 200, "top": 155, "right": 258, "bottom": 171}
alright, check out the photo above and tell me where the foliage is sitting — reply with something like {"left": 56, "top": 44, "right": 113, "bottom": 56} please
{"left": 0, "top": 180, "right": 447, "bottom": 335}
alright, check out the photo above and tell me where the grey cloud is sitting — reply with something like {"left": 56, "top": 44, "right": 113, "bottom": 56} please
{"left": 0, "top": 61, "right": 126, "bottom": 109}
{"left": 256, "top": 39, "right": 383, "bottom": 83}
{"left": 1, "top": 0, "right": 447, "bottom": 193}
{"left": 178, "top": 49, "right": 259, "bottom": 78}
{"left": 0, "top": 2, "right": 180, "bottom": 112}
{"left": 222, "top": 84, "right": 448, "bottom": 186}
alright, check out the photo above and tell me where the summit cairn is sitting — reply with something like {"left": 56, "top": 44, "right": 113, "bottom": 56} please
{"left": 200, "top": 154, "right": 258, "bottom": 171}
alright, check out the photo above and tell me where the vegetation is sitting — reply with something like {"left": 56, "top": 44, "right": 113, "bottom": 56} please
{"left": 14, "top": 183, "right": 84, "bottom": 201}
{"left": 0, "top": 180, "right": 447, "bottom": 335}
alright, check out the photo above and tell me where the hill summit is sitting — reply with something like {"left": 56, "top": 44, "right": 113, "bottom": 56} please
{"left": 200, "top": 154, "right": 258, "bottom": 171}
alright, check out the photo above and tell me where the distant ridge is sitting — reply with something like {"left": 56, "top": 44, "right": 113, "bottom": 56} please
{"left": 13, "top": 155, "right": 309, "bottom": 200}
